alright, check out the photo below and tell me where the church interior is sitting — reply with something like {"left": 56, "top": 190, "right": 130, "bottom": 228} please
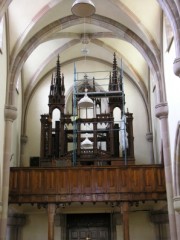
{"left": 0, "top": 0, "right": 180, "bottom": 240}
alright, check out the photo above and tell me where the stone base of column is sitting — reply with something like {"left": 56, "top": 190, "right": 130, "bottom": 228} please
{"left": 173, "top": 57, "right": 180, "bottom": 77}
{"left": 174, "top": 196, "right": 180, "bottom": 212}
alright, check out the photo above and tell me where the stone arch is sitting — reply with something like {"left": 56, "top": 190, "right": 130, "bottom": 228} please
{"left": 0, "top": 0, "right": 12, "bottom": 20}
{"left": 8, "top": 14, "right": 164, "bottom": 107}
{"left": 157, "top": 0, "right": 180, "bottom": 76}
{"left": 157, "top": 0, "right": 180, "bottom": 57}
{"left": 174, "top": 121, "right": 180, "bottom": 196}
{"left": 1, "top": 0, "right": 179, "bottom": 58}
{"left": 10, "top": 0, "right": 158, "bottom": 64}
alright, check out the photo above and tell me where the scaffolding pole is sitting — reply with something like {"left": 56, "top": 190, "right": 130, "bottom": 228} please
{"left": 72, "top": 63, "right": 77, "bottom": 166}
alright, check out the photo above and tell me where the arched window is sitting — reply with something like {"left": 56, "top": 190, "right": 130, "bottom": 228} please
{"left": 52, "top": 108, "right": 61, "bottom": 128}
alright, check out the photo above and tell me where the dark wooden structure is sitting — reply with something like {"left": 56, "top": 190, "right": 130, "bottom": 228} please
{"left": 9, "top": 165, "right": 166, "bottom": 204}
{"left": 9, "top": 55, "right": 167, "bottom": 240}
{"left": 39, "top": 54, "right": 134, "bottom": 167}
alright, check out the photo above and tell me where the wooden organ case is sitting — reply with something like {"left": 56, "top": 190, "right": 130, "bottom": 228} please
{"left": 39, "top": 54, "right": 135, "bottom": 167}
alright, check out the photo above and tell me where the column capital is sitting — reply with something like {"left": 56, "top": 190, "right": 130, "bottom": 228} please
{"left": 4, "top": 105, "right": 17, "bottom": 122}
{"left": 146, "top": 132, "right": 153, "bottom": 142}
{"left": 173, "top": 57, "right": 180, "bottom": 77}
{"left": 21, "top": 135, "right": 28, "bottom": 144}
{"left": 155, "top": 102, "right": 168, "bottom": 119}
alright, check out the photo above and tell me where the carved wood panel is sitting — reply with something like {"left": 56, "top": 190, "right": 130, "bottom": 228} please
{"left": 57, "top": 169, "right": 69, "bottom": 193}
{"left": 9, "top": 165, "right": 166, "bottom": 204}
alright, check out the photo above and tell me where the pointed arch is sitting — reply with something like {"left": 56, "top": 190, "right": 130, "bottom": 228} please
{"left": 174, "top": 121, "right": 180, "bottom": 196}
{"left": 8, "top": 14, "right": 164, "bottom": 107}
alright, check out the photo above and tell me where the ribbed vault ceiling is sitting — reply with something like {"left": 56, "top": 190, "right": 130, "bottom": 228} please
{"left": 1, "top": 0, "right": 175, "bottom": 106}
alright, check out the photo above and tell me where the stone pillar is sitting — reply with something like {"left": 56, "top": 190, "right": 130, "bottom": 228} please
{"left": 7, "top": 214, "right": 26, "bottom": 240}
{"left": 173, "top": 57, "right": 180, "bottom": 77}
{"left": 20, "top": 135, "right": 28, "bottom": 166}
{"left": 146, "top": 132, "right": 154, "bottom": 164}
{"left": 173, "top": 197, "right": 180, "bottom": 240}
{"left": 121, "top": 202, "right": 130, "bottom": 240}
{"left": 0, "top": 203, "right": 2, "bottom": 214}
{"left": 48, "top": 203, "right": 56, "bottom": 240}
{"left": 155, "top": 102, "right": 177, "bottom": 240}
{"left": 55, "top": 214, "right": 66, "bottom": 240}
{"left": 0, "top": 105, "right": 17, "bottom": 240}
{"left": 112, "top": 213, "right": 122, "bottom": 240}
{"left": 150, "top": 211, "right": 169, "bottom": 240}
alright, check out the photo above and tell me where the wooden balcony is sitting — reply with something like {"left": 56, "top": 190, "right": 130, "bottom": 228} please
{"left": 9, "top": 165, "right": 166, "bottom": 204}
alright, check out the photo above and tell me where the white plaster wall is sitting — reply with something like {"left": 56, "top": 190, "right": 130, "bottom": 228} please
{"left": 124, "top": 80, "right": 150, "bottom": 164}
{"left": 0, "top": 17, "right": 7, "bottom": 201}
{"left": 21, "top": 211, "right": 155, "bottom": 240}
{"left": 24, "top": 79, "right": 49, "bottom": 166}
{"left": 129, "top": 212, "right": 156, "bottom": 240}
{"left": 163, "top": 24, "right": 180, "bottom": 177}
{"left": 116, "top": 212, "right": 156, "bottom": 240}
{"left": 24, "top": 60, "right": 150, "bottom": 165}
{"left": 21, "top": 211, "right": 62, "bottom": 240}
{"left": 164, "top": 42, "right": 180, "bottom": 159}
{"left": 22, "top": 213, "right": 48, "bottom": 240}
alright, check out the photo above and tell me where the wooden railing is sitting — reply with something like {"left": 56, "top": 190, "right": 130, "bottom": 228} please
{"left": 9, "top": 165, "right": 166, "bottom": 204}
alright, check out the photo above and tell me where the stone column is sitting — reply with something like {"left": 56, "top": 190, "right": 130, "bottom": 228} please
{"left": 173, "top": 57, "right": 180, "bottom": 77}
{"left": 121, "top": 202, "right": 130, "bottom": 240}
{"left": 146, "top": 132, "right": 154, "bottom": 164}
{"left": 155, "top": 102, "right": 177, "bottom": 240}
{"left": 150, "top": 211, "right": 169, "bottom": 240}
{"left": 112, "top": 213, "right": 122, "bottom": 240}
{"left": 173, "top": 197, "right": 180, "bottom": 240}
{"left": 0, "top": 105, "right": 17, "bottom": 240}
{"left": 48, "top": 203, "right": 56, "bottom": 240}
{"left": 7, "top": 214, "right": 26, "bottom": 240}
{"left": 20, "top": 135, "right": 28, "bottom": 166}
{"left": 55, "top": 214, "right": 66, "bottom": 240}
{"left": 0, "top": 203, "right": 2, "bottom": 215}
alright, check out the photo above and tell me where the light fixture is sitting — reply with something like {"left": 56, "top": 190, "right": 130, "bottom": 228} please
{"left": 71, "top": 0, "right": 96, "bottom": 17}
{"left": 81, "top": 133, "right": 93, "bottom": 148}
{"left": 78, "top": 88, "right": 93, "bottom": 108}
